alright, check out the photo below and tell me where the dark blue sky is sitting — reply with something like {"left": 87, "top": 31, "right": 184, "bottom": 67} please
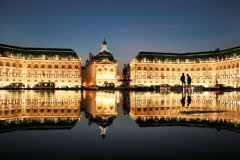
{"left": 0, "top": 0, "right": 240, "bottom": 67}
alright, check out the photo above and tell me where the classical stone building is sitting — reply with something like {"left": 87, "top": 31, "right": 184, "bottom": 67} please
{"left": 130, "top": 47, "right": 240, "bottom": 88}
{"left": 82, "top": 39, "right": 118, "bottom": 87}
{"left": 0, "top": 44, "right": 82, "bottom": 88}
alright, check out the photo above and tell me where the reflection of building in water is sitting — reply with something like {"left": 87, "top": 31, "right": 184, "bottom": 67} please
{"left": 0, "top": 91, "right": 82, "bottom": 133}
{"left": 83, "top": 91, "right": 117, "bottom": 137}
{"left": 122, "top": 91, "right": 130, "bottom": 115}
{"left": 129, "top": 92, "right": 240, "bottom": 131}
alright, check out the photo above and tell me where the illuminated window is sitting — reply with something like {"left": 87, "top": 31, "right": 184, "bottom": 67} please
{"left": 41, "top": 64, "right": 45, "bottom": 68}
{"left": 75, "top": 65, "right": 78, "bottom": 69}
{"left": 48, "top": 65, "right": 52, "bottom": 68}
{"left": 55, "top": 65, "right": 58, "bottom": 69}
{"left": 28, "top": 64, "right": 31, "bottom": 68}
{"left": 34, "top": 64, "right": 38, "bottom": 68}
{"left": 137, "top": 67, "right": 141, "bottom": 70}
{"left": 68, "top": 65, "right": 72, "bottom": 69}
{"left": 62, "top": 65, "right": 65, "bottom": 69}
{"left": 75, "top": 71, "right": 78, "bottom": 77}
{"left": 28, "top": 70, "right": 31, "bottom": 77}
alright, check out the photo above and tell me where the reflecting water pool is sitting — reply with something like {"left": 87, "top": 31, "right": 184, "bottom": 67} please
{"left": 0, "top": 90, "right": 240, "bottom": 159}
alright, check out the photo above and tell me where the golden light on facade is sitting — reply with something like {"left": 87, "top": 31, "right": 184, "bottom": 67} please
{"left": 129, "top": 91, "right": 240, "bottom": 125}
{"left": 0, "top": 44, "right": 82, "bottom": 88}
{"left": 130, "top": 47, "right": 240, "bottom": 88}
{"left": 82, "top": 40, "right": 118, "bottom": 87}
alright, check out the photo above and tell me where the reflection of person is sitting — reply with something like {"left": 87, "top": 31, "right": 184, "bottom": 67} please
{"left": 187, "top": 95, "right": 191, "bottom": 106}
{"left": 187, "top": 74, "right": 191, "bottom": 89}
{"left": 181, "top": 92, "right": 186, "bottom": 107}
{"left": 180, "top": 73, "right": 185, "bottom": 88}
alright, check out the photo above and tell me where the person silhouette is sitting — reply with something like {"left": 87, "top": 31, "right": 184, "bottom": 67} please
{"left": 180, "top": 73, "right": 186, "bottom": 88}
{"left": 187, "top": 74, "right": 192, "bottom": 90}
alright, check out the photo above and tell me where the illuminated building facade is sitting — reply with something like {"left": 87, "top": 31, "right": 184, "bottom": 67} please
{"left": 130, "top": 47, "right": 240, "bottom": 88}
{"left": 82, "top": 39, "right": 118, "bottom": 87}
{"left": 0, "top": 44, "right": 82, "bottom": 88}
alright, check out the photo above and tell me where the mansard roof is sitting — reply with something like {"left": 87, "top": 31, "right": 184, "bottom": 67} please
{"left": 91, "top": 51, "right": 115, "bottom": 62}
{"left": 0, "top": 43, "right": 79, "bottom": 60}
{"left": 135, "top": 46, "right": 240, "bottom": 62}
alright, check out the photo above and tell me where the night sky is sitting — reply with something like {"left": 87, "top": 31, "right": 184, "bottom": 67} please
{"left": 0, "top": 0, "right": 240, "bottom": 68}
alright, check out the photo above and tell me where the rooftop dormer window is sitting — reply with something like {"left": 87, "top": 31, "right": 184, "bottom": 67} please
{"left": 42, "top": 54, "right": 46, "bottom": 60}
{"left": 68, "top": 55, "right": 73, "bottom": 60}
{"left": 55, "top": 55, "right": 59, "bottom": 60}
{"left": 17, "top": 53, "right": 23, "bottom": 59}
{"left": 28, "top": 54, "right": 33, "bottom": 60}
{"left": 4, "top": 51, "right": 10, "bottom": 57}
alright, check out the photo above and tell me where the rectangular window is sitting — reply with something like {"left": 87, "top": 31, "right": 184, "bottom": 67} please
{"left": 55, "top": 71, "right": 58, "bottom": 77}
{"left": 28, "top": 70, "right": 31, "bottom": 77}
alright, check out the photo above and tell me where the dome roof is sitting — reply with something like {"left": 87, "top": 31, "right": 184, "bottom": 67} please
{"left": 91, "top": 51, "right": 115, "bottom": 62}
